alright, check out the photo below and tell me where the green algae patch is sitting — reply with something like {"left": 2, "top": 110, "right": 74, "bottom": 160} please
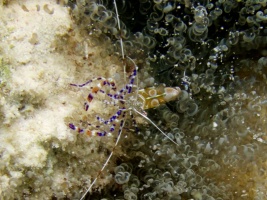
{"left": 0, "top": 57, "right": 10, "bottom": 89}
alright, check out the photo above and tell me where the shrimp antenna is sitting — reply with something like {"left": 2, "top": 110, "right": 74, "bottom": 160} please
{"left": 114, "top": 0, "right": 124, "bottom": 59}
{"left": 113, "top": 0, "right": 127, "bottom": 85}
{"left": 79, "top": 1, "right": 127, "bottom": 199}
{"left": 78, "top": 1, "right": 180, "bottom": 199}
{"left": 79, "top": 121, "right": 125, "bottom": 200}
{"left": 133, "top": 108, "right": 180, "bottom": 146}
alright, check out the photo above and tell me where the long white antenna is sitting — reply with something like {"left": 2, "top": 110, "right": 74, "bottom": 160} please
{"left": 80, "top": 120, "right": 126, "bottom": 200}
{"left": 113, "top": 0, "right": 127, "bottom": 85}
{"left": 79, "top": 3, "right": 127, "bottom": 199}
{"left": 79, "top": 1, "right": 179, "bottom": 199}
{"left": 133, "top": 108, "right": 180, "bottom": 146}
{"left": 113, "top": 0, "right": 125, "bottom": 60}
{"left": 126, "top": 56, "right": 139, "bottom": 101}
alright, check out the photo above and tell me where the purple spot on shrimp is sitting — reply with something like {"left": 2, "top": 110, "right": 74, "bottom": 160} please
{"left": 110, "top": 116, "right": 116, "bottom": 122}
{"left": 69, "top": 123, "right": 75, "bottom": 130}
{"left": 84, "top": 103, "right": 89, "bottom": 111}
{"left": 78, "top": 128, "right": 84, "bottom": 133}
{"left": 128, "top": 87, "right": 132, "bottom": 93}
{"left": 97, "top": 132, "right": 106, "bottom": 136}
{"left": 88, "top": 94, "right": 93, "bottom": 102}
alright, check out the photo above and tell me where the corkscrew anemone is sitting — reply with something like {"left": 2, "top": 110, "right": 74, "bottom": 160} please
{"left": 71, "top": 0, "right": 267, "bottom": 199}
{"left": 1, "top": 0, "right": 266, "bottom": 199}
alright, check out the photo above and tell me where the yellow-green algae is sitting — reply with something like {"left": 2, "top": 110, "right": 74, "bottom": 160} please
{"left": 0, "top": 0, "right": 125, "bottom": 199}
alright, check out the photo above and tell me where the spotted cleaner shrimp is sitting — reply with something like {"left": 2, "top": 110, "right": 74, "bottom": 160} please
{"left": 68, "top": 1, "right": 182, "bottom": 199}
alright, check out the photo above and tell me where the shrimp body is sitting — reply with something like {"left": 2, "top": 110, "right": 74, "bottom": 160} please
{"left": 138, "top": 86, "right": 181, "bottom": 109}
